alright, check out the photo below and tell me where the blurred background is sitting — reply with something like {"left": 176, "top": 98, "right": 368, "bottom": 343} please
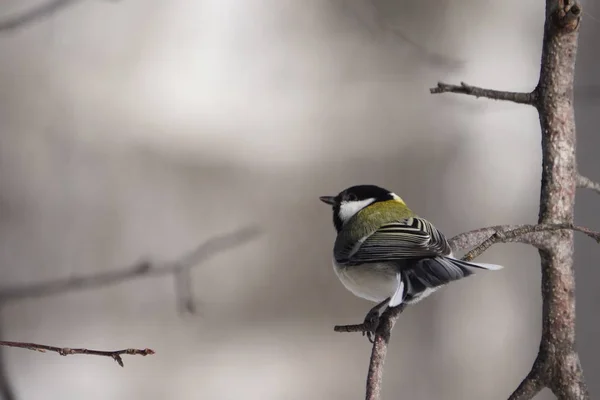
{"left": 0, "top": 0, "right": 598, "bottom": 399}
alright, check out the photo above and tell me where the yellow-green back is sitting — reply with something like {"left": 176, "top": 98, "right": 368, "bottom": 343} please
{"left": 338, "top": 199, "right": 416, "bottom": 246}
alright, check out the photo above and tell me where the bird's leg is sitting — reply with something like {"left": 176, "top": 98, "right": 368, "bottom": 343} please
{"left": 362, "top": 298, "right": 390, "bottom": 343}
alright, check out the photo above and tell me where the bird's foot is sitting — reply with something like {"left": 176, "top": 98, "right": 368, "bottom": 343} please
{"left": 362, "top": 308, "right": 381, "bottom": 343}
{"left": 332, "top": 298, "right": 390, "bottom": 342}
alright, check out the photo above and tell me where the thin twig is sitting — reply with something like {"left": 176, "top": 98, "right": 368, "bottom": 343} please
{"left": 459, "top": 223, "right": 600, "bottom": 261}
{"left": 333, "top": 323, "right": 368, "bottom": 334}
{"left": 0, "top": 341, "right": 154, "bottom": 367}
{"left": 430, "top": 82, "right": 536, "bottom": 105}
{"left": 449, "top": 224, "right": 543, "bottom": 252}
{"left": 576, "top": 173, "right": 600, "bottom": 195}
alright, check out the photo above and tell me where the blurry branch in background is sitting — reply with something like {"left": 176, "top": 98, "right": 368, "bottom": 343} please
{"left": 0, "top": 226, "right": 260, "bottom": 399}
{"left": 0, "top": 226, "right": 260, "bottom": 305}
{"left": 337, "top": 0, "right": 463, "bottom": 70}
{"left": 337, "top": 1, "right": 592, "bottom": 399}
{"left": 0, "top": 0, "right": 118, "bottom": 33}
{"left": 0, "top": 341, "right": 154, "bottom": 368}
{"left": 577, "top": 173, "right": 600, "bottom": 195}
{"left": 174, "top": 268, "right": 197, "bottom": 314}
{"left": 0, "top": 0, "right": 81, "bottom": 33}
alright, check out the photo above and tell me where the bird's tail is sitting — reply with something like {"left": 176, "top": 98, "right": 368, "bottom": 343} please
{"left": 445, "top": 257, "right": 503, "bottom": 271}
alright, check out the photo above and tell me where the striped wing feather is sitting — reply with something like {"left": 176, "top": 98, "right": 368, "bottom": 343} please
{"left": 335, "top": 217, "right": 452, "bottom": 265}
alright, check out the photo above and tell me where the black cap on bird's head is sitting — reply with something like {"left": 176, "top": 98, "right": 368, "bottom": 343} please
{"left": 319, "top": 185, "right": 397, "bottom": 232}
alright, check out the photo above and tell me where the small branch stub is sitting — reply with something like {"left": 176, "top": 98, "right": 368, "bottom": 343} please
{"left": 577, "top": 174, "right": 600, "bottom": 195}
{"left": 553, "top": 0, "right": 582, "bottom": 31}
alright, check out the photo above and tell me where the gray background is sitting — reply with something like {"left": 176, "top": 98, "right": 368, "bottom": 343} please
{"left": 0, "top": 1, "right": 597, "bottom": 399}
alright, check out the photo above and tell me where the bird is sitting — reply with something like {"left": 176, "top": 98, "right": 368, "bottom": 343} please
{"left": 319, "top": 184, "right": 502, "bottom": 336}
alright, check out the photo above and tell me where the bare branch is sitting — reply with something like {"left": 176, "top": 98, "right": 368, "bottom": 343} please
{"left": 515, "top": 0, "right": 588, "bottom": 397}
{"left": 365, "top": 305, "right": 405, "bottom": 400}
{"left": 576, "top": 173, "right": 600, "bottom": 195}
{"left": 451, "top": 223, "right": 600, "bottom": 261}
{"left": 449, "top": 224, "right": 543, "bottom": 252}
{"left": 333, "top": 323, "right": 367, "bottom": 334}
{"left": 0, "top": 341, "right": 154, "bottom": 367}
{"left": 430, "top": 82, "right": 536, "bottom": 105}
{"left": 425, "top": 4, "right": 590, "bottom": 397}
{"left": 0, "top": 226, "right": 260, "bottom": 304}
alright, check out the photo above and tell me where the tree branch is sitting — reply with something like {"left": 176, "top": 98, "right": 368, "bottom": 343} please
{"left": 430, "top": 82, "right": 536, "bottom": 105}
{"left": 452, "top": 223, "right": 600, "bottom": 261}
{"left": 524, "top": 0, "right": 586, "bottom": 398}
{"left": 439, "top": 1, "right": 588, "bottom": 398}
{"left": 448, "top": 224, "right": 541, "bottom": 251}
{"left": 576, "top": 173, "right": 600, "bottom": 195}
{"left": 0, "top": 341, "right": 154, "bottom": 367}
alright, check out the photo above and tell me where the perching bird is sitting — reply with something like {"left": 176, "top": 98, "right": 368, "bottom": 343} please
{"left": 320, "top": 185, "right": 502, "bottom": 333}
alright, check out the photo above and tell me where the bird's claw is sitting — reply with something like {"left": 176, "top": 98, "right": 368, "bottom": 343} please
{"left": 361, "top": 309, "right": 380, "bottom": 343}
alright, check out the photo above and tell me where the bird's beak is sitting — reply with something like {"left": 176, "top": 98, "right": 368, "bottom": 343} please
{"left": 319, "top": 196, "right": 336, "bottom": 205}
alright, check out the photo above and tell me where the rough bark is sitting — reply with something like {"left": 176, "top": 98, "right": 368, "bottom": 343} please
{"left": 528, "top": 1, "right": 587, "bottom": 398}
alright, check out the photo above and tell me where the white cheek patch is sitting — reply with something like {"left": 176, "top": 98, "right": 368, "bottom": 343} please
{"left": 338, "top": 198, "right": 375, "bottom": 223}
{"left": 390, "top": 192, "right": 405, "bottom": 202}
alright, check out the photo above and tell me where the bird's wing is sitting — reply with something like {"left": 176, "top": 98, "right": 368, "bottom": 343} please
{"left": 334, "top": 217, "right": 452, "bottom": 265}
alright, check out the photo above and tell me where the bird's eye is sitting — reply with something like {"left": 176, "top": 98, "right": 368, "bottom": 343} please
{"left": 346, "top": 193, "right": 357, "bottom": 201}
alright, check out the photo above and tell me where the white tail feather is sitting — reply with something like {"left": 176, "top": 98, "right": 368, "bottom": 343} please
{"left": 389, "top": 276, "right": 405, "bottom": 307}
{"left": 467, "top": 261, "right": 503, "bottom": 270}
{"left": 447, "top": 256, "right": 503, "bottom": 271}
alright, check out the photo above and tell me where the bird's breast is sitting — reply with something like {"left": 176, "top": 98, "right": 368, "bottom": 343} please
{"left": 332, "top": 259, "right": 399, "bottom": 303}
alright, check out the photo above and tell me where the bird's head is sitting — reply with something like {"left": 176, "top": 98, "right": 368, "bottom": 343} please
{"left": 319, "top": 185, "right": 405, "bottom": 232}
